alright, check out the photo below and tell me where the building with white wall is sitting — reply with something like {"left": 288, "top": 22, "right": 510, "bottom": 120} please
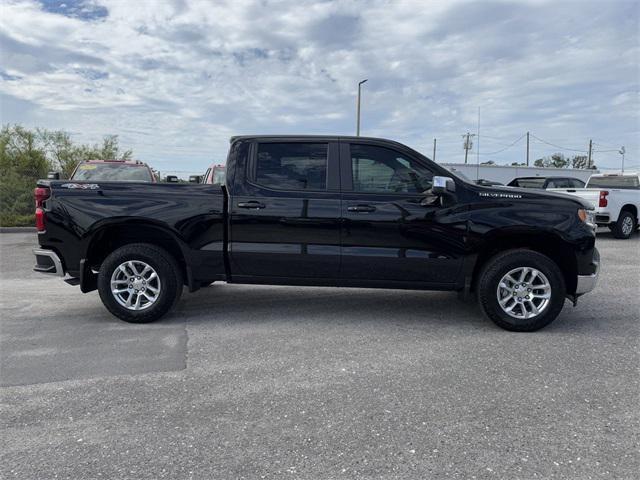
{"left": 440, "top": 163, "right": 598, "bottom": 185}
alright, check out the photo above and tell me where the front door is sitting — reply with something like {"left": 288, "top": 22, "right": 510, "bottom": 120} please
{"left": 340, "top": 142, "right": 465, "bottom": 286}
{"left": 229, "top": 141, "right": 341, "bottom": 281}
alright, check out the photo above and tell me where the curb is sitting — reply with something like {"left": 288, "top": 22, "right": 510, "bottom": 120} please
{"left": 0, "top": 227, "right": 36, "bottom": 233}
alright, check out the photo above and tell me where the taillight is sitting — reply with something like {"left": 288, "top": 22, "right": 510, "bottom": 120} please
{"left": 34, "top": 187, "right": 50, "bottom": 232}
{"left": 34, "top": 187, "right": 50, "bottom": 208}
{"left": 598, "top": 190, "right": 609, "bottom": 208}
{"left": 35, "top": 208, "right": 45, "bottom": 231}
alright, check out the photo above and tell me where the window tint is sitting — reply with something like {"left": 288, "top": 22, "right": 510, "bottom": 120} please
{"left": 512, "top": 178, "right": 545, "bottom": 188}
{"left": 546, "top": 178, "right": 571, "bottom": 188}
{"left": 587, "top": 176, "right": 639, "bottom": 189}
{"left": 72, "top": 163, "right": 152, "bottom": 182}
{"left": 255, "top": 143, "right": 327, "bottom": 190}
{"left": 350, "top": 144, "right": 433, "bottom": 193}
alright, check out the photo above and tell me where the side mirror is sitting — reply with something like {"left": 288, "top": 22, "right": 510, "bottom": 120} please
{"left": 432, "top": 176, "right": 456, "bottom": 195}
{"left": 165, "top": 175, "right": 179, "bottom": 183}
{"left": 47, "top": 171, "right": 60, "bottom": 180}
{"left": 189, "top": 175, "right": 202, "bottom": 183}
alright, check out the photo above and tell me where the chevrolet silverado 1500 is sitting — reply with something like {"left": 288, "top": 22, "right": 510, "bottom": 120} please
{"left": 33, "top": 136, "right": 600, "bottom": 331}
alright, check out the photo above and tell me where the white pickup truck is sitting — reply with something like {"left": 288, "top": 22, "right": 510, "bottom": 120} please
{"left": 549, "top": 172, "right": 640, "bottom": 239}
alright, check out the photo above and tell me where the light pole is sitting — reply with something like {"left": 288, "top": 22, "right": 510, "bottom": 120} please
{"left": 356, "top": 79, "right": 367, "bottom": 136}
{"left": 619, "top": 146, "right": 626, "bottom": 173}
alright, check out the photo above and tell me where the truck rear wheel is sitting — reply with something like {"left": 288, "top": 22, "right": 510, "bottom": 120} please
{"left": 477, "top": 249, "right": 566, "bottom": 332}
{"left": 609, "top": 210, "right": 636, "bottom": 239}
{"left": 97, "top": 243, "right": 183, "bottom": 323}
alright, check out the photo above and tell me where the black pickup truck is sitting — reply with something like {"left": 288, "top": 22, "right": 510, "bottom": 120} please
{"left": 33, "top": 136, "right": 600, "bottom": 331}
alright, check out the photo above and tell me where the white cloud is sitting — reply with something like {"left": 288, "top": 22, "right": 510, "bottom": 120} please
{"left": 0, "top": 0, "right": 638, "bottom": 173}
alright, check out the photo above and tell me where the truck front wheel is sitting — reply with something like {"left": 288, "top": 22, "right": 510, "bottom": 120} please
{"left": 97, "top": 243, "right": 183, "bottom": 323}
{"left": 477, "top": 249, "right": 566, "bottom": 332}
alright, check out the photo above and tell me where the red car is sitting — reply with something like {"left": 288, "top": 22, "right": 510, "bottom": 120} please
{"left": 203, "top": 163, "right": 226, "bottom": 184}
{"left": 70, "top": 160, "right": 156, "bottom": 182}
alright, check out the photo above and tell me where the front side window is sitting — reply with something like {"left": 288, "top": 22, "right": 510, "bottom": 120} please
{"left": 255, "top": 143, "right": 327, "bottom": 191}
{"left": 350, "top": 144, "right": 433, "bottom": 193}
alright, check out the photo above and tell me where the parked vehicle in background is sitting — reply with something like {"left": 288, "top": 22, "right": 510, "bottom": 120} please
{"left": 70, "top": 160, "right": 156, "bottom": 183}
{"left": 507, "top": 176, "right": 585, "bottom": 189}
{"left": 203, "top": 164, "right": 226, "bottom": 185}
{"left": 475, "top": 179, "right": 503, "bottom": 186}
{"left": 33, "top": 135, "right": 599, "bottom": 332}
{"left": 548, "top": 173, "right": 640, "bottom": 239}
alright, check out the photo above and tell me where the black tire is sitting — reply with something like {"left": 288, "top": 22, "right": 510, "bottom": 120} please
{"left": 610, "top": 210, "right": 636, "bottom": 239}
{"left": 98, "top": 243, "right": 183, "bottom": 323}
{"left": 477, "top": 249, "right": 566, "bottom": 332}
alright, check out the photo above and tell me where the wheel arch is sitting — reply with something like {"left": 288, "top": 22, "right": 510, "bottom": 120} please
{"left": 470, "top": 231, "right": 578, "bottom": 295}
{"left": 83, "top": 220, "right": 192, "bottom": 291}
{"left": 620, "top": 203, "right": 638, "bottom": 219}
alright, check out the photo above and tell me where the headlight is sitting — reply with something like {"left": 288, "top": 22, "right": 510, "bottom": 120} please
{"left": 578, "top": 208, "right": 596, "bottom": 229}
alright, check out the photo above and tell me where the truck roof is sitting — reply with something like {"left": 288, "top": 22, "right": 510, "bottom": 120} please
{"left": 81, "top": 159, "right": 148, "bottom": 166}
{"left": 230, "top": 134, "right": 400, "bottom": 143}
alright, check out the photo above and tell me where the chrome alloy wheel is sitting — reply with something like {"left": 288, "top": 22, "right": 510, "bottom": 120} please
{"left": 110, "top": 260, "right": 161, "bottom": 311}
{"left": 496, "top": 267, "right": 551, "bottom": 319}
{"left": 622, "top": 216, "right": 634, "bottom": 236}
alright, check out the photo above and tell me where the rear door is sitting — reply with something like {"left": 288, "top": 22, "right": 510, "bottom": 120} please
{"left": 339, "top": 141, "right": 465, "bottom": 286}
{"left": 229, "top": 140, "right": 341, "bottom": 280}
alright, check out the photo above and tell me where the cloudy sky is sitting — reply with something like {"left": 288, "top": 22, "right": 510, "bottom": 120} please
{"left": 1, "top": 0, "right": 638, "bottom": 175}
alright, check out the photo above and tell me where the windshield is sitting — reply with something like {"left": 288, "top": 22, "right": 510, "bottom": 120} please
{"left": 587, "top": 175, "right": 639, "bottom": 189}
{"left": 72, "top": 163, "right": 153, "bottom": 182}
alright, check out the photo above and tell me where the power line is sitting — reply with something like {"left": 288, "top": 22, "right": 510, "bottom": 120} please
{"left": 480, "top": 133, "right": 526, "bottom": 155}
{"left": 529, "top": 134, "right": 587, "bottom": 153}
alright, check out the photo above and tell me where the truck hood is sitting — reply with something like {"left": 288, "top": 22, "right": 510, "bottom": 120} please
{"left": 473, "top": 185, "right": 595, "bottom": 209}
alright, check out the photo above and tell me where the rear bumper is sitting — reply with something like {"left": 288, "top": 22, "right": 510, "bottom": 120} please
{"left": 33, "top": 248, "right": 65, "bottom": 277}
{"left": 575, "top": 248, "right": 599, "bottom": 294}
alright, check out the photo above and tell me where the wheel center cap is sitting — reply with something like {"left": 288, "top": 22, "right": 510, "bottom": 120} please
{"left": 132, "top": 278, "right": 144, "bottom": 290}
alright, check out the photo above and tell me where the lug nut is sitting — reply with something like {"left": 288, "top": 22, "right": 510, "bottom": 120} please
{"left": 525, "top": 295, "right": 530, "bottom": 299}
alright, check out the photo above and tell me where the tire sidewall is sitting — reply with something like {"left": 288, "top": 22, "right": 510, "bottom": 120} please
{"left": 614, "top": 211, "right": 636, "bottom": 239}
{"left": 478, "top": 250, "right": 566, "bottom": 332}
{"left": 98, "top": 245, "right": 180, "bottom": 323}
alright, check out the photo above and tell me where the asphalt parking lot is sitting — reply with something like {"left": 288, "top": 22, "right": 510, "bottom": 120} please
{"left": 1, "top": 231, "right": 639, "bottom": 479}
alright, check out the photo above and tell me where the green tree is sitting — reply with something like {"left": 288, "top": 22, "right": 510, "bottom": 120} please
{"left": 533, "top": 153, "right": 569, "bottom": 169}
{"left": 0, "top": 125, "right": 134, "bottom": 226}
{"left": 0, "top": 125, "right": 51, "bottom": 226}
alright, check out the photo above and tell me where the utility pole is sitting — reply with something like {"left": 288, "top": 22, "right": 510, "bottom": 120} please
{"left": 587, "top": 139, "right": 592, "bottom": 168}
{"left": 619, "top": 146, "right": 626, "bottom": 173}
{"left": 356, "top": 79, "right": 367, "bottom": 136}
{"left": 462, "top": 132, "right": 475, "bottom": 164}
{"left": 526, "top": 131, "right": 530, "bottom": 166}
{"left": 432, "top": 138, "right": 436, "bottom": 162}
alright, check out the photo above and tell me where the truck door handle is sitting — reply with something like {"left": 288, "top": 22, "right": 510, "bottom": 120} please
{"left": 347, "top": 205, "right": 376, "bottom": 213}
{"left": 237, "top": 201, "right": 266, "bottom": 209}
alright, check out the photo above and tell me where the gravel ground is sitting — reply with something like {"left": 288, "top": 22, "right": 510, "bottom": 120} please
{"left": 1, "top": 231, "right": 639, "bottom": 479}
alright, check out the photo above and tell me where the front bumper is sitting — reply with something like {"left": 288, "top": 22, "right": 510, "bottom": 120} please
{"left": 33, "top": 248, "right": 65, "bottom": 277}
{"left": 575, "top": 248, "right": 600, "bottom": 294}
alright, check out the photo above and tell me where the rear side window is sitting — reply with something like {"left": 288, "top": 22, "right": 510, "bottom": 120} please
{"left": 546, "top": 178, "right": 571, "bottom": 188}
{"left": 510, "top": 178, "right": 544, "bottom": 188}
{"left": 72, "top": 163, "right": 152, "bottom": 182}
{"left": 569, "top": 178, "right": 585, "bottom": 188}
{"left": 255, "top": 143, "right": 327, "bottom": 191}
